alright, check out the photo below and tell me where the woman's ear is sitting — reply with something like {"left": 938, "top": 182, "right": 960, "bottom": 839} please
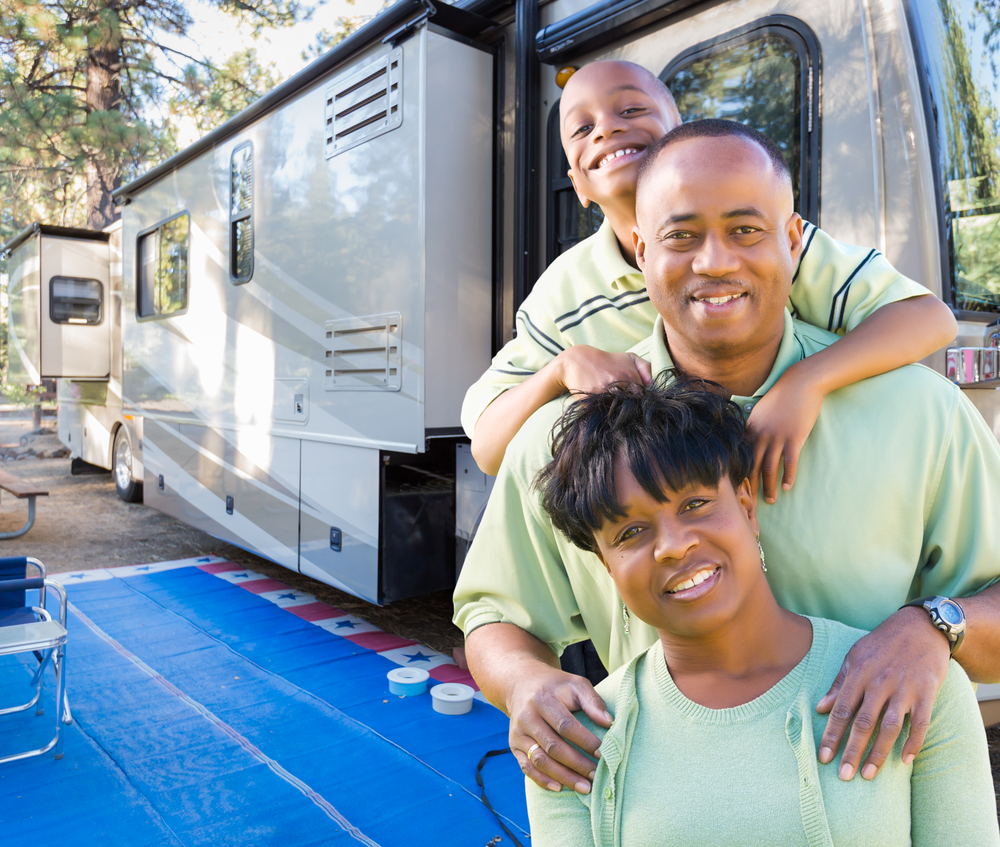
{"left": 737, "top": 478, "right": 759, "bottom": 533}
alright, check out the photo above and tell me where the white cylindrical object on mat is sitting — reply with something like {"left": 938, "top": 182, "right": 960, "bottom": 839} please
{"left": 387, "top": 667, "right": 430, "bottom": 696}
{"left": 430, "top": 682, "right": 474, "bottom": 715}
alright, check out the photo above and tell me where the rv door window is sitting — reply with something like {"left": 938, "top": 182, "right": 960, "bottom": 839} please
{"left": 912, "top": 0, "right": 1000, "bottom": 317}
{"left": 230, "top": 142, "right": 253, "bottom": 284}
{"left": 49, "top": 276, "right": 103, "bottom": 325}
{"left": 663, "top": 21, "right": 819, "bottom": 222}
{"left": 137, "top": 213, "right": 189, "bottom": 318}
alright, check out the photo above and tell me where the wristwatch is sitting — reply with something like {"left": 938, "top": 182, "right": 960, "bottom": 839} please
{"left": 902, "top": 596, "right": 966, "bottom": 655}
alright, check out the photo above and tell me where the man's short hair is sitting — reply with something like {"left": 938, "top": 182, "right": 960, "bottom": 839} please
{"left": 636, "top": 118, "right": 791, "bottom": 200}
{"left": 535, "top": 374, "right": 754, "bottom": 553}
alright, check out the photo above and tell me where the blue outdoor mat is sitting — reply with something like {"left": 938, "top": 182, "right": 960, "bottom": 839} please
{"left": 0, "top": 557, "right": 530, "bottom": 846}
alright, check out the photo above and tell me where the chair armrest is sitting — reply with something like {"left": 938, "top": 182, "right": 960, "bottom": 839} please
{"left": 43, "top": 579, "right": 67, "bottom": 628}
{"left": 0, "top": 577, "right": 44, "bottom": 593}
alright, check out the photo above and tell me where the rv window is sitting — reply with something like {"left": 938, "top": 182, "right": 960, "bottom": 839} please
{"left": 137, "top": 214, "right": 189, "bottom": 318}
{"left": 663, "top": 23, "right": 818, "bottom": 221}
{"left": 230, "top": 143, "right": 253, "bottom": 283}
{"left": 912, "top": 0, "right": 1000, "bottom": 317}
{"left": 50, "top": 276, "right": 103, "bottom": 325}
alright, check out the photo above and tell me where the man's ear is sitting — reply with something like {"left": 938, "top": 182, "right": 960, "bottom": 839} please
{"left": 633, "top": 226, "right": 646, "bottom": 272}
{"left": 786, "top": 212, "right": 804, "bottom": 263}
{"left": 568, "top": 170, "right": 591, "bottom": 209}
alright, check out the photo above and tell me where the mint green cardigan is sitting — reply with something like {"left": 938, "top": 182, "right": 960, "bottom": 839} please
{"left": 525, "top": 618, "right": 999, "bottom": 846}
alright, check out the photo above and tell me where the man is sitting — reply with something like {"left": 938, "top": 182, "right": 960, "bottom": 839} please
{"left": 453, "top": 119, "right": 1000, "bottom": 797}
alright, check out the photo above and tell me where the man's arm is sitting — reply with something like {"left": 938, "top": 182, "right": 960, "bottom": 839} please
{"left": 749, "top": 294, "right": 957, "bottom": 502}
{"left": 472, "top": 347, "right": 651, "bottom": 475}
{"left": 466, "top": 622, "right": 612, "bottom": 793}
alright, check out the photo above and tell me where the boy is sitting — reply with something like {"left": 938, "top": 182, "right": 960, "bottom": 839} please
{"left": 463, "top": 61, "right": 957, "bottom": 503}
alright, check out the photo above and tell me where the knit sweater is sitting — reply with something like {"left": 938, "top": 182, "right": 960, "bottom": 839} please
{"left": 525, "top": 618, "right": 999, "bottom": 846}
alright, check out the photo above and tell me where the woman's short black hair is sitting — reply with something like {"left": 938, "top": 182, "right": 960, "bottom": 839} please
{"left": 535, "top": 373, "right": 754, "bottom": 553}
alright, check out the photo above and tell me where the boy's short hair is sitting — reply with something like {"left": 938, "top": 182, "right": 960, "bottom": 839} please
{"left": 635, "top": 118, "right": 791, "bottom": 198}
{"left": 535, "top": 374, "right": 754, "bottom": 553}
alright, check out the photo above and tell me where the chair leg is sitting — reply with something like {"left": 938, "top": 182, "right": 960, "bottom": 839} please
{"left": 53, "top": 645, "right": 66, "bottom": 759}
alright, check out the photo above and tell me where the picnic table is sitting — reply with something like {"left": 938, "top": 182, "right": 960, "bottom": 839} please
{"left": 0, "top": 468, "right": 48, "bottom": 539}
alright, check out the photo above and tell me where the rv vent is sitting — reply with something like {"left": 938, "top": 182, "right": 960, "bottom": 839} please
{"left": 324, "top": 312, "right": 402, "bottom": 392}
{"left": 325, "top": 48, "right": 403, "bottom": 159}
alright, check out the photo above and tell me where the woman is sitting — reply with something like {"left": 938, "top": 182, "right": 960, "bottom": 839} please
{"left": 527, "top": 376, "right": 999, "bottom": 846}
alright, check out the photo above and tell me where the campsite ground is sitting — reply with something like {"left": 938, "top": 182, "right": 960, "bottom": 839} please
{"left": 1, "top": 408, "right": 998, "bottom": 806}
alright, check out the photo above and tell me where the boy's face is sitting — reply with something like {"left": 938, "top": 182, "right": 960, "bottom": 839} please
{"left": 559, "top": 62, "right": 681, "bottom": 211}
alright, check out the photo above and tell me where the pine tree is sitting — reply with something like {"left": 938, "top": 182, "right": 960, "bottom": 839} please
{"left": 0, "top": 0, "right": 308, "bottom": 242}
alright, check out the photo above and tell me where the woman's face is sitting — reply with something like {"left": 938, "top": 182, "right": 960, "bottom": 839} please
{"left": 594, "top": 457, "right": 762, "bottom": 638}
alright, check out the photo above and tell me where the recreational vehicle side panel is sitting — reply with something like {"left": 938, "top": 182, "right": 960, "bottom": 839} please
{"left": 6, "top": 234, "right": 41, "bottom": 385}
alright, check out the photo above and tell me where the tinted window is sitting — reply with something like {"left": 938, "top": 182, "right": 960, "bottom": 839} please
{"left": 914, "top": 0, "right": 1000, "bottom": 315}
{"left": 230, "top": 143, "right": 253, "bottom": 283}
{"left": 137, "top": 214, "right": 189, "bottom": 318}
{"left": 50, "top": 276, "right": 103, "bottom": 324}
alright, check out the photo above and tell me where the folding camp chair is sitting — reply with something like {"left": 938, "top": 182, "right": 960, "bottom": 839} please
{"left": 0, "top": 556, "right": 71, "bottom": 762}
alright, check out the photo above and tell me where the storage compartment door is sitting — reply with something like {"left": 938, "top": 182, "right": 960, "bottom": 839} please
{"left": 39, "top": 235, "right": 110, "bottom": 378}
{"left": 298, "top": 441, "right": 380, "bottom": 603}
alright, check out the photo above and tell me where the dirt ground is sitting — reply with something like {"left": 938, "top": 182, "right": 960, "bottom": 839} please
{"left": 2, "top": 410, "right": 999, "bottom": 805}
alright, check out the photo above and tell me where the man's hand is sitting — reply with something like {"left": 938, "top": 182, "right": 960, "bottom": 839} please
{"left": 553, "top": 346, "right": 652, "bottom": 396}
{"left": 816, "top": 606, "right": 951, "bottom": 780}
{"left": 509, "top": 664, "right": 613, "bottom": 794}
{"left": 746, "top": 364, "right": 824, "bottom": 504}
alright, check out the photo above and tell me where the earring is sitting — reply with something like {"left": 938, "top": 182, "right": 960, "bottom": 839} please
{"left": 622, "top": 600, "right": 630, "bottom": 635}
{"left": 755, "top": 530, "right": 767, "bottom": 573}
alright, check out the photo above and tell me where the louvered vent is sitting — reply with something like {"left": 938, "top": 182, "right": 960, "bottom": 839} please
{"left": 324, "top": 313, "right": 402, "bottom": 392}
{"left": 325, "top": 49, "right": 403, "bottom": 158}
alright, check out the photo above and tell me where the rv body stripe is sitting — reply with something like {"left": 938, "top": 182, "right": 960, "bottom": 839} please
{"left": 68, "top": 600, "right": 382, "bottom": 846}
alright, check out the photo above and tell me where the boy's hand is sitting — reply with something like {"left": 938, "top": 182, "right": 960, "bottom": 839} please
{"left": 553, "top": 346, "right": 652, "bottom": 395}
{"left": 746, "top": 364, "right": 825, "bottom": 503}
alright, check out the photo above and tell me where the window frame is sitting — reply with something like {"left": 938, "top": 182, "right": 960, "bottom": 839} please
{"left": 229, "top": 141, "right": 254, "bottom": 285}
{"left": 545, "top": 15, "right": 822, "bottom": 264}
{"left": 48, "top": 275, "right": 104, "bottom": 325}
{"left": 904, "top": 1, "right": 1000, "bottom": 322}
{"left": 135, "top": 210, "right": 191, "bottom": 321}
{"left": 660, "top": 15, "right": 822, "bottom": 226}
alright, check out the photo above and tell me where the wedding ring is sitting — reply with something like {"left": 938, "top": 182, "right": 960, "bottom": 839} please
{"left": 527, "top": 743, "right": 540, "bottom": 763}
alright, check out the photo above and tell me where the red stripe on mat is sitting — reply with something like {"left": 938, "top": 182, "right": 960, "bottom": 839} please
{"left": 345, "top": 632, "right": 417, "bottom": 652}
{"left": 287, "top": 602, "right": 345, "bottom": 621}
{"left": 197, "top": 562, "right": 245, "bottom": 574}
{"left": 239, "top": 578, "right": 292, "bottom": 595}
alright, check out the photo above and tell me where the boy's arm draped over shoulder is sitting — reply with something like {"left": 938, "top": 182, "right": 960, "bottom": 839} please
{"left": 748, "top": 223, "right": 957, "bottom": 503}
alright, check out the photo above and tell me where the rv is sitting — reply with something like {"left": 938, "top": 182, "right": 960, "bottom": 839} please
{"left": 4, "top": 0, "right": 999, "bottom": 618}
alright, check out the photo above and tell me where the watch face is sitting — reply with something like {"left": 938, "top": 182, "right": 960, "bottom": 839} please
{"left": 938, "top": 600, "right": 964, "bottom": 626}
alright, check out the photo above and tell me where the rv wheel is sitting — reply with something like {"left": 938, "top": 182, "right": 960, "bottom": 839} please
{"left": 114, "top": 428, "right": 143, "bottom": 503}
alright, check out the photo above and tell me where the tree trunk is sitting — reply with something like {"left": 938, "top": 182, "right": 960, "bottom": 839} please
{"left": 85, "top": 7, "right": 123, "bottom": 231}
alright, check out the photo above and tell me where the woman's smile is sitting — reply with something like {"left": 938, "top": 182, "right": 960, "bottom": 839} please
{"left": 665, "top": 564, "right": 721, "bottom": 599}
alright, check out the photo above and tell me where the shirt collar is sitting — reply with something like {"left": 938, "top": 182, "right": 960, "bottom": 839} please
{"left": 592, "top": 217, "right": 644, "bottom": 291}
{"left": 646, "top": 311, "right": 804, "bottom": 411}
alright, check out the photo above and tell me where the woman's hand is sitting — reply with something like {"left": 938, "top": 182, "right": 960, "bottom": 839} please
{"left": 509, "top": 664, "right": 612, "bottom": 794}
{"left": 745, "top": 362, "right": 825, "bottom": 504}
{"left": 553, "top": 346, "right": 653, "bottom": 396}
{"left": 815, "top": 606, "right": 951, "bottom": 780}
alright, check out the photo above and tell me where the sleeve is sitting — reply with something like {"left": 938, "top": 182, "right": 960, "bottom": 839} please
{"left": 788, "top": 223, "right": 932, "bottom": 336}
{"left": 910, "top": 661, "right": 1000, "bottom": 846}
{"left": 524, "top": 775, "right": 598, "bottom": 847}
{"left": 460, "top": 272, "right": 572, "bottom": 439}
{"left": 452, "top": 425, "right": 591, "bottom": 658}
{"left": 916, "top": 389, "right": 1000, "bottom": 600}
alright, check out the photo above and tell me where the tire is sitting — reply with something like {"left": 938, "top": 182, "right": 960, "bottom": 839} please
{"left": 113, "top": 427, "right": 143, "bottom": 503}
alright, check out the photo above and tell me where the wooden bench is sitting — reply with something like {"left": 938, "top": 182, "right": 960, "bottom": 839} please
{"left": 0, "top": 469, "right": 49, "bottom": 540}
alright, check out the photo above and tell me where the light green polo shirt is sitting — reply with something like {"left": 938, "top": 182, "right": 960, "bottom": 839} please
{"left": 453, "top": 313, "right": 1000, "bottom": 672}
{"left": 525, "top": 619, "right": 1000, "bottom": 847}
{"left": 460, "top": 219, "right": 930, "bottom": 438}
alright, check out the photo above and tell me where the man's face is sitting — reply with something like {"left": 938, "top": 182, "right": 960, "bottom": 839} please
{"left": 634, "top": 136, "right": 803, "bottom": 362}
{"left": 559, "top": 62, "right": 681, "bottom": 210}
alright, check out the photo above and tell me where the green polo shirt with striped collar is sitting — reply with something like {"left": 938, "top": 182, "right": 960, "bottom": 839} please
{"left": 461, "top": 218, "right": 930, "bottom": 438}
{"left": 453, "top": 313, "right": 1000, "bottom": 672}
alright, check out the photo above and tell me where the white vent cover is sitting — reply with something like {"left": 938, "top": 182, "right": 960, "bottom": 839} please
{"left": 324, "top": 312, "right": 402, "bottom": 391}
{"left": 324, "top": 48, "right": 403, "bottom": 158}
